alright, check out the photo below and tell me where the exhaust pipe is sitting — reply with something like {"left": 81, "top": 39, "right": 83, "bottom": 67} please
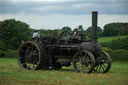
{"left": 92, "top": 11, "right": 98, "bottom": 41}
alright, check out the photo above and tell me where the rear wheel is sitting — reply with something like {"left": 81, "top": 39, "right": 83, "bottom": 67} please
{"left": 73, "top": 50, "right": 95, "bottom": 73}
{"left": 18, "top": 41, "right": 49, "bottom": 70}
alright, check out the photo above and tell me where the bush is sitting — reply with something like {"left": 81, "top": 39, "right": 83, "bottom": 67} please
{"left": 102, "top": 47, "right": 112, "bottom": 53}
{"left": 102, "top": 47, "right": 128, "bottom": 61}
{"left": 102, "top": 48, "right": 128, "bottom": 61}
{"left": 5, "top": 49, "right": 18, "bottom": 58}
{"left": 0, "top": 51, "right": 5, "bottom": 58}
{"left": 101, "top": 37, "right": 128, "bottom": 50}
{"left": 0, "top": 40, "right": 6, "bottom": 51}
{"left": 109, "top": 49, "right": 128, "bottom": 61}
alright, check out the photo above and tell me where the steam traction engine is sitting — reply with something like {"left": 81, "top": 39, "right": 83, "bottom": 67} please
{"left": 18, "top": 12, "right": 112, "bottom": 73}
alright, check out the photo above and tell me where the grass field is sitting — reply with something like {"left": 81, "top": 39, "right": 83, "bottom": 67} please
{"left": 0, "top": 58, "right": 128, "bottom": 85}
{"left": 98, "top": 35, "right": 128, "bottom": 43}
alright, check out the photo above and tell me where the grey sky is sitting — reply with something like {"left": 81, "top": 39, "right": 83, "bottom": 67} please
{"left": 0, "top": 0, "right": 128, "bottom": 29}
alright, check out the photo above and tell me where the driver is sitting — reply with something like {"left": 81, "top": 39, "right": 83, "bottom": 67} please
{"left": 33, "top": 30, "right": 40, "bottom": 38}
{"left": 32, "top": 30, "right": 40, "bottom": 41}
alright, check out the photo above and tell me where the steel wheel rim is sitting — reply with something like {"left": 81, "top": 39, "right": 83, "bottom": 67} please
{"left": 94, "top": 51, "right": 112, "bottom": 73}
{"left": 73, "top": 50, "right": 95, "bottom": 73}
{"left": 18, "top": 42, "right": 41, "bottom": 70}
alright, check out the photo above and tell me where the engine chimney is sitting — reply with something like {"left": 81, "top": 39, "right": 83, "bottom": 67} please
{"left": 92, "top": 11, "right": 98, "bottom": 41}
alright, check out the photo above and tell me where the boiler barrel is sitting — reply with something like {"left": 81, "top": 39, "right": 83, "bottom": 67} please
{"left": 58, "top": 45, "right": 80, "bottom": 56}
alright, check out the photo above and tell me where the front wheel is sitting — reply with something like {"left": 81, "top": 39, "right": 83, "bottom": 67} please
{"left": 94, "top": 51, "right": 112, "bottom": 73}
{"left": 73, "top": 50, "right": 95, "bottom": 73}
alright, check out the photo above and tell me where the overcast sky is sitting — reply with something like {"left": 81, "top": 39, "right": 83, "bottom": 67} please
{"left": 0, "top": 0, "right": 128, "bottom": 30}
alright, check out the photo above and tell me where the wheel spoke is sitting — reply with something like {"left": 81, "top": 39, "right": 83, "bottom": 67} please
{"left": 26, "top": 63, "right": 29, "bottom": 69}
{"left": 104, "top": 60, "right": 109, "bottom": 63}
{"left": 87, "top": 65, "right": 90, "bottom": 69}
{"left": 94, "top": 51, "right": 112, "bottom": 73}
{"left": 102, "top": 63, "right": 107, "bottom": 68}
{"left": 96, "top": 65, "right": 99, "bottom": 72}
{"left": 20, "top": 48, "right": 25, "bottom": 53}
{"left": 96, "top": 65, "right": 98, "bottom": 71}
{"left": 22, "top": 62, "right": 26, "bottom": 65}
{"left": 85, "top": 56, "right": 90, "bottom": 63}
{"left": 32, "top": 49, "right": 38, "bottom": 55}
{"left": 100, "top": 64, "right": 105, "bottom": 72}
{"left": 33, "top": 62, "right": 35, "bottom": 68}
{"left": 79, "top": 52, "right": 83, "bottom": 58}
{"left": 99, "top": 65, "right": 102, "bottom": 72}
{"left": 79, "top": 53, "right": 83, "bottom": 61}
{"left": 36, "top": 57, "right": 39, "bottom": 64}
{"left": 18, "top": 42, "right": 41, "bottom": 70}
{"left": 83, "top": 54, "right": 87, "bottom": 61}
{"left": 85, "top": 60, "right": 91, "bottom": 64}
{"left": 73, "top": 50, "right": 95, "bottom": 73}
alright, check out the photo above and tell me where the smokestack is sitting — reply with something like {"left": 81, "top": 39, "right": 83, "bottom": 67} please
{"left": 92, "top": 11, "right": 98, "bottom": 41}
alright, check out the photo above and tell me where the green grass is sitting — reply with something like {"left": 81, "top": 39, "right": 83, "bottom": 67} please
{"left": 0, "top": 58, "right": 128, "bottom": 85}
{"left": 98, "top": 35, "right": 128, "bottom": 43}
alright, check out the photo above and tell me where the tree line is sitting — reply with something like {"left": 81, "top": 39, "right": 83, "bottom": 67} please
{"left": 0, "top": 19, "right": 128, "bottom": 50}
{"left": 103, "top": 23, "right": 128, "bottom": 36}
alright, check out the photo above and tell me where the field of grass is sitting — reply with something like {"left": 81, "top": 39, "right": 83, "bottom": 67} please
{"left": 0, "top": 58, "right": 128, "bottom": 85}
{"left": 98, "top": 35, "right": 128, "bottom": 43}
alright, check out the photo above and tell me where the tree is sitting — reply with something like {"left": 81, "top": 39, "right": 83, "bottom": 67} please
{"left": 103, "top": 22, "right": 128, "bottom": 36}
{"left": 61, "top": 26, "right": 72, "bottom": 32}
{"left": 73, "top": 25, "right": 84, "bottom": 32}
{"left": 39, "top": 29, "right": 61, "bottom": 36}
{"left": 85, "top": 26, "right": 102, "bottom": 37}
{"left": 0, "top": 19, "right": 32, "bottom": 50}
